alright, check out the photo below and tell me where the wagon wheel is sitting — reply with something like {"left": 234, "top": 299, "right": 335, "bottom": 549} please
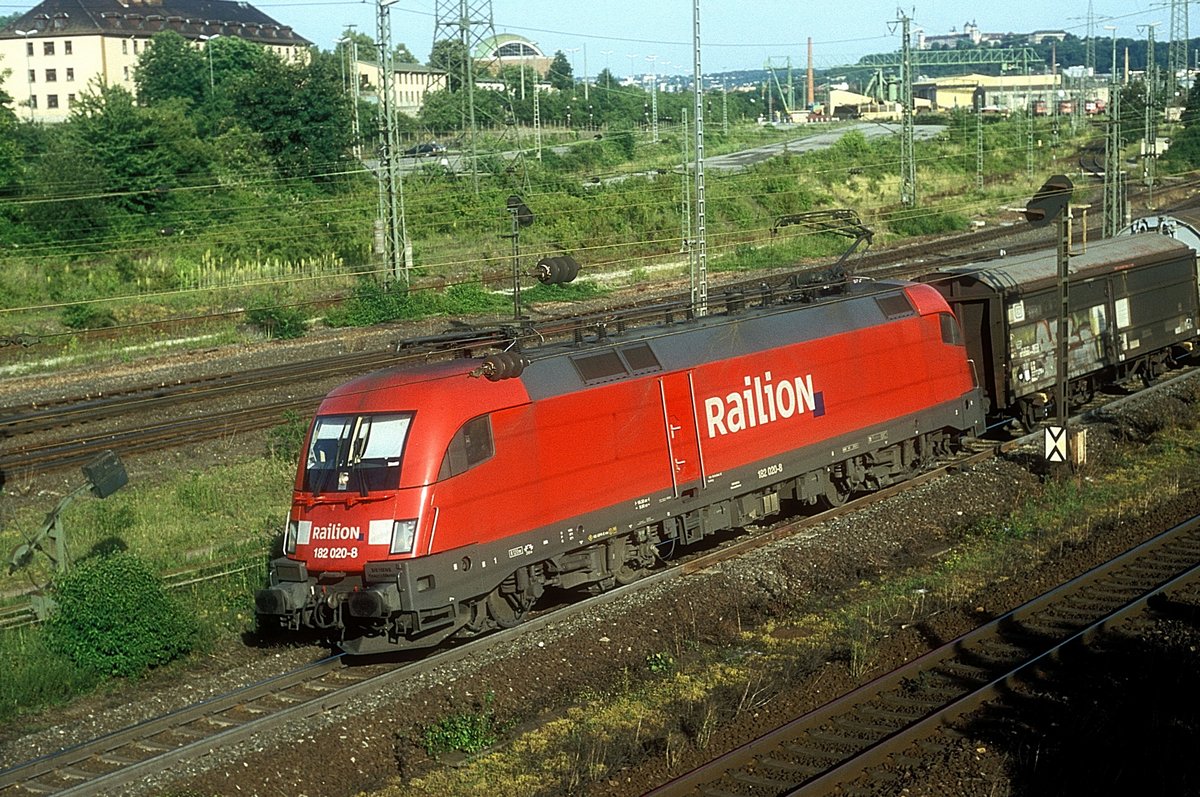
{"left": 1017, "top": 399, "right": 1042, "bottom": 434}
{"left": 1069, "top": 379, "right": 1094, "bottom": 409}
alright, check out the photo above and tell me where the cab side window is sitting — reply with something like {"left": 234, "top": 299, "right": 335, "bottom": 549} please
{"left": 939, "top": 312, "right": 964, "bottom": 345}
{"left": 438, "top": 416, "right": 494, "bottom": 479}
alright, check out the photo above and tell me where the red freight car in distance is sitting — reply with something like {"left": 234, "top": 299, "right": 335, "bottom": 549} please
{"left": 256, "top": 279, "right": 985, "bottom": 653}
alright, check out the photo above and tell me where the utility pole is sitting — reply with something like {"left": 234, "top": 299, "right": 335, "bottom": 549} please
{"left": 1104, "top": 25, "right": 1125, "bottom": 236}
{"left": 680, "top": 106, "right": 692, "bottom": 254}
{"left": 976, "top": 105, "right": 984, "bottom": 190}
{"left": 691, "top": 0, "right": 708, "bottom": 317}
{"left": 1027, "top": 54, "right": 1035, "bottom": 177}
{"left": 1140, "top": 22, "right": 1160, "bottom": 204}
{"left": 340, "top": 26, "right": 362, "bottom": 159}
{"left": 533, "top": 84, "right": 542, "bottom": 159}
{"left": 722, "top": 78, "right": 729, "bottom": 134}
{"left": 1086, "top": 0, "right": 1096, "bottom": 74}
{"left": 375, "top": 0, "right": 409, "bottom": 285}
{"left": 647, "top": 55, "right": 659, "bottom": 143}
{"left": 892, "top": 9, "right": 916, "bottom": 207}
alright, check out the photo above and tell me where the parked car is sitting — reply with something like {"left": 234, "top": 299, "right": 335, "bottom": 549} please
{"left": 404, "top": 141, "right": 446, "bottom": 157}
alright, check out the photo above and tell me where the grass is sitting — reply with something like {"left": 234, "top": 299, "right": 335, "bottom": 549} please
{"left": 0, "top": 115, "right": 1096, "bottom": 381}
{"left": 0, "top": 112, "right": 1110, "bottom": 726}
{"left": 0, "top": 451, "right": 289, "bottom": 720}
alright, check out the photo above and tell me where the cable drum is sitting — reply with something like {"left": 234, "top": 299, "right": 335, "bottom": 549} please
{"left": 536, "top": 255, "right": 580, "bottom": 285}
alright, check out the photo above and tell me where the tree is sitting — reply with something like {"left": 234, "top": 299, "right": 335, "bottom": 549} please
{"left": 334, "top": 28, "right": 414, "bottom": 67}
{"left": 1163, "top": 76, "right": 1200, "bottom": 169}
{"left": 594, "top": 67, "right": 616, "bottom": 90}
{"left": 393, "top": 41, "right": 419, "bottom": 64}
{"left": 429, "top": 38, "right": 469, "bottom": 91}
{"left": 224, "top": 49, "right": 354, "bottom": 181}
{"left": 0, "top": 67, "right": 23, "bottom": 218}
{"left": 135, "top": 31, "right": 206, "bottom": 106}
{"left": 547, "top": 50, "right": 574, "bottom": 91}
{"left": 66, "top": 81, "right": 214, "bottom": 215}
{"left": 498, "top": 63, "right": 537, "bottom": 96}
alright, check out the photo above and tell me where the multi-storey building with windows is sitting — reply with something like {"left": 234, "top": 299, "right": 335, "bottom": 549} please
{"left": 0, "top": 0, "right": 311, "bottom": 122}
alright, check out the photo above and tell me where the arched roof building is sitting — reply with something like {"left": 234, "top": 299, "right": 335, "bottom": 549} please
{"left": 473, "top": 32, "right": 550, "bottom": 76}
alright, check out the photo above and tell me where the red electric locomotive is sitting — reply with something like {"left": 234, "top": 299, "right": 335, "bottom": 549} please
{"left": 255, "top": 279, "right": 985, "bottom": 653}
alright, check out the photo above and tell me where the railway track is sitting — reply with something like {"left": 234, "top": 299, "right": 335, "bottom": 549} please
{"left": 0, "top": 216, "right": 1069, "bottom": 479}
{"left": 645, "top": 513, "right": 1200, "bottom": 797}
{"left": 0, "top": 359, "right": 1194, "bottom": 795}
{"left": 11, "top": 166, "right": 1200, "bottom": 480}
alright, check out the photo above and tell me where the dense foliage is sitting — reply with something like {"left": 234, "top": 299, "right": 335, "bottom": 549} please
{"left": 45, "top": 551, "right": 198, "bottom": 677}
{"left": 1164, "top": 77, "right": 1200, "bottom": 169}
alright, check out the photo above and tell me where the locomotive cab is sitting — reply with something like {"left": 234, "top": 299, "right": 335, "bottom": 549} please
{"left": 254, "top": 359, "right": 528, "bottom": 647}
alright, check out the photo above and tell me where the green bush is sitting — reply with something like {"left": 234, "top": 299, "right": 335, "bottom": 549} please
{"left": 423, "top": 692, "right": 500, "bottom": 756}
{"left": 61, "top": 302, "right": 117, "bottom": 330}
{"left": 246, "top": 303, "right": 307, "bottom": 340}
{"left": 887, "top": 209, "right": 968, "bottom": 237}
{"left": 325, "top": 280, "right": 508, "bottom": 328}
{"left": 45, "top": 551, "right": 198, "bottom": 677}
{"left": 267, "top": 410, "right": 309, "bottom": 461}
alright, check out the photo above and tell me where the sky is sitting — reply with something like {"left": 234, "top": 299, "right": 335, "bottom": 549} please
{"left": 249, "top": 0, "right": 1171, "bottom": 73}
{"left": 3, "top": 0, "right": 1174, "bottom": 73}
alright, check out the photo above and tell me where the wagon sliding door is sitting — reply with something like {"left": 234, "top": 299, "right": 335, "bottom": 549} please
{"left": 657, "top": 372, "right": 705, "bottom": 497}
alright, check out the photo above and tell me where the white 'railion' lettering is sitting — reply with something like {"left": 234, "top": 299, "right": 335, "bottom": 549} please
{"left": 309, "top": 523, "right": 363, "bottom": 541}
{"left": 703, "top": 370, "right": 824, "bottom": 438}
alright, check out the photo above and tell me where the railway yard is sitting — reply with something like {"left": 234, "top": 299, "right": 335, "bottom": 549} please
{"left": 2, "top": 209, "right": 1200, "bottom": 796}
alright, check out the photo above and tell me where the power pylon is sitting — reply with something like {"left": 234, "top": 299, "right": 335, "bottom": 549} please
{"left": 1169, "top": 0, "right": 1188, "bottom": 103}
{"left": 433, "top": 0, "right": 499, "bottom": 194}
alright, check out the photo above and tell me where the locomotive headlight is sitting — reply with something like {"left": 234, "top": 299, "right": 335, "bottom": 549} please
{"left": 390, "top": 519, "right": 417, "bottom": 554}
{"left": 284, "top": 520, "right": 299, "bottom": 555}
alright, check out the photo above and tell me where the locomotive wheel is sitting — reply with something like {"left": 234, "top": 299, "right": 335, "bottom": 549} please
{"left": 486, "top": 586, "right": 532, "bottom": 629}
{"left": 815, "top": 475, "right": 850, "bottom": 511}
{"left": 614, "top": 558, "right": 645, "bottom": 585}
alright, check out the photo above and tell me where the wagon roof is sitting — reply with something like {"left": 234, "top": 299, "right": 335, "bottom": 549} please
{"left": 926, "top": 233, "right": 1191, "bottom": 296}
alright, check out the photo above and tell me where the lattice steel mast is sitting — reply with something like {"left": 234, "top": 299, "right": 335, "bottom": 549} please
{"left": 691, "top": 0, "right": 708, "bottom": 317}
{"left": 1104, "top": 26, "right": 1126, "bottom": 236}
{"left": 375, "top": 0, "right": 409, "bottom": 285}
{"left": 894, "top": 9, "right": 916, "bottom": 207}
{"left": 433, "top": 0, "right": 498, "bottom": 194}
{"left": 1170, "top": 0, "right": 1188, "bottom": 103}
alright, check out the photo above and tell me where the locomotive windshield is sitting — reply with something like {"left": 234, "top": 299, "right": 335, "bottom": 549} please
{"left": 304, "top": 413, "right": 413, "bottom": 495}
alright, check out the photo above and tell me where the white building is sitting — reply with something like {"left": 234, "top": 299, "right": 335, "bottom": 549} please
{"left": 352, "top": 60, "right": 447, "bottom": 117}
{"left": 0, "top": 0, "right": 310, "bottom": 122}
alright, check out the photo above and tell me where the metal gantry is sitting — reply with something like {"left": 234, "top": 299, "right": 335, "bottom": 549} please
{"left": 853, "top": 44, "right": 1041, "bottom": 207}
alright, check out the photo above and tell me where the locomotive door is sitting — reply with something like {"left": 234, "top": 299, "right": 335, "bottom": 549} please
{"left": 658, "top": 372, "right": 705, "bottom": 496}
